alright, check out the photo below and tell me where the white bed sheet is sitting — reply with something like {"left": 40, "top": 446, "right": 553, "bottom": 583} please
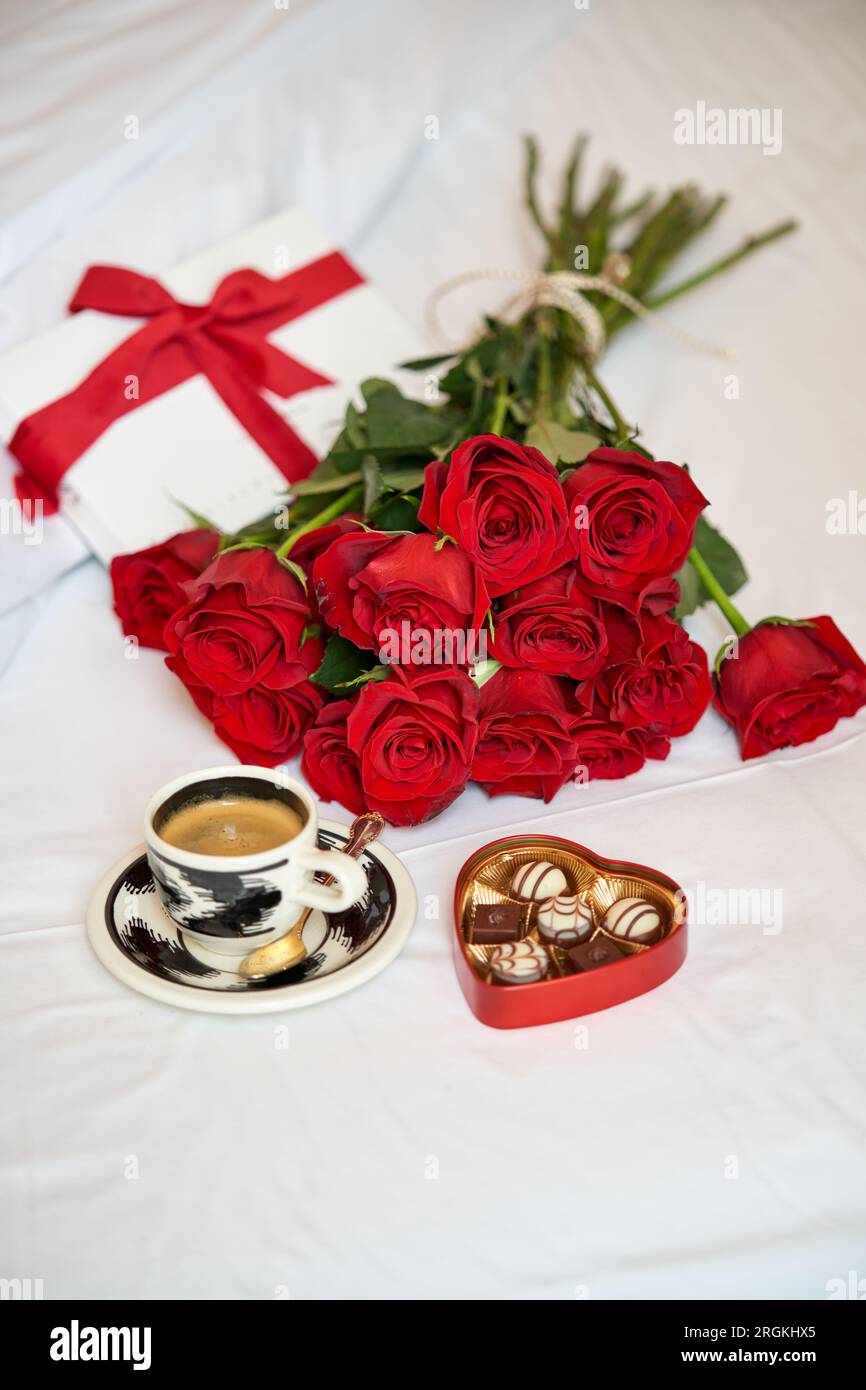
{"left": 1, "top": 0, "right": 865, "bottom": 1300}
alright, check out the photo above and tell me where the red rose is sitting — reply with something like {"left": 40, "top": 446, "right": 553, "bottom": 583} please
{"left": 714, "top": 617, "right": 866, "bottom": 760}
{"left": 283, "top": 515, "right": 363, "bottom": 620}
{"left": 301, "top": 699, "right": 366, "bottom": 816}
{"left": 164, "top": 548, "right": 312, "bottom": 695}
{"left": 284, "top": 515, "right": 364, "bottom": 571}
{"left": 418, "top": 434, "right": 569, "bottom": 596}
{"left": 172, "top": 636, "right": 325, "bottom": 766}
{"left": 345, "top": 666, "right": 479, "bottom": 825}
{"left": 578, "top": 611, "right": 711, "bottom": 737}
{"left": 565, "top": 447, "right": 707, "bottom": 606}
{"left": 472, "top": 667, "right": 583, "bottom": 801}
{"left": 109, "top": 529, "right": 218, "bottom": 650}
{"left": 313, "top": 529, "right": 485, "bottom": 662}
{"left": 491, "top": 565, "right": 608, "bottom": 680}
{"left": 211, "top": 680, "right": 325, "bottom": 767}
{"left": 572, "top": 716, "right": 670, "bottom": 782}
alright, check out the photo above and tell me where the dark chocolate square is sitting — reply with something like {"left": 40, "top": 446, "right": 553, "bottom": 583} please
{"left": 471, "top": 901, "right": 525, "bottom": 944}
{"left": 566, "top": 937, "right": 626, "bottom": 973}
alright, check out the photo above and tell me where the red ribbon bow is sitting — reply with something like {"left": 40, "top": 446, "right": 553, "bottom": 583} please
{"left": 11, "top": 251, "right": 364, "bottom": 513}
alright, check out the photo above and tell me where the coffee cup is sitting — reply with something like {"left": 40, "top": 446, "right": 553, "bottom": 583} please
{"left": 144, "top": 766, "right": 368, "bottom": 959}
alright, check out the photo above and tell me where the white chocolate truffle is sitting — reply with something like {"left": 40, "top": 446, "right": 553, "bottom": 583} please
{"left": 489, "top": 939, "right": 548, "bottom": 984}
{"left": 495, "top": 939, "right": 539, "bottom": 959}
{"left": 603, "top": 896, "right": 663, "bottom": 944}
{"left": 537, "top": 893, "right": 594, "bottom": 946}
{"left": 510, "top": 860, "right": 568, "bottom": 902}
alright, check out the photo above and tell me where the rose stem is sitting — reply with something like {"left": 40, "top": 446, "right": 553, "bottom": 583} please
{"left": 489, "top": 373, "right": 509, "bottom": 434}
{"left": 276, "top": 483, "right": 365, "bottom": 558}
{"left": 643, "top": 219, "right": 798, "bottom": 311}
{"left": 523, "top": 134, "right": 554, "bottom": 246}
{"left": 688, "top": 544, "right": 752, "bottom": 637}
{"left": 583, "top": 363, "right": 631, "bottom": 440}
{"left": 536, "top": 331, "right": 553, "bottom": 417}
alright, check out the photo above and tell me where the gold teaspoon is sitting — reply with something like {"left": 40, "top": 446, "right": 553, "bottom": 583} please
{"left": 238, "top": 812, "right": 384, "bottom": 981}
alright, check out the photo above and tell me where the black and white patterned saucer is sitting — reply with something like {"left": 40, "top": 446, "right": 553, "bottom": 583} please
{"left": 86, "top": 821, "right": 417, "bottom": 1014}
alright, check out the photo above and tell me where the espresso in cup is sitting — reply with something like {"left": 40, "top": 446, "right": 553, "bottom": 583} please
{"left": 159, "top": 794, "right": 304, "bottom": 856}
{"left": 145, "top": 767, "right": 368, "bottom": 959}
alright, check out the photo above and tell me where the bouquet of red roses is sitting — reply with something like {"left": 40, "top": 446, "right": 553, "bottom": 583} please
{"left": 110, "top": 139, "right": 866, "bottom": 826}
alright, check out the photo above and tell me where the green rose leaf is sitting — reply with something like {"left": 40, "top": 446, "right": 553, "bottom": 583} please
{"left": 336, "top": 665, "right": 391, "bottom": 691}
{"left": 311, "top": 634, "right": 381, "bottom": 694}
{"left": 399, "top": 352, "right": 457, "bottom": 371}
{"left": 169, "top": 497, "right": 220, "bottom": 531}
{"left": 524, "top": 421, "right": 599, "bottom": 465}
{"left": 361, "top": 454, "right": 385, "bottom": 514}
{"left": 370, "top": 493, "right": 424, "bottom": 532}
{"left": 360, "top": 379, "right": 461, "bottom": 449}
{"left": 344, "top": 401, "right": 367, "bottom": 450}
{"left": 672, "top": 559, "right": 702, "bottom": 620}
{"left": 379, "top": 466, "right": 428, "bottom": 492}
{"left": 290, "top": 468, "right": 364, "bottom": 496}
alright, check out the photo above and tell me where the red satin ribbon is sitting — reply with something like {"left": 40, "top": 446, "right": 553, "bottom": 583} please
{"left": 11, "top": 251, "right": 364, "bottom": 513}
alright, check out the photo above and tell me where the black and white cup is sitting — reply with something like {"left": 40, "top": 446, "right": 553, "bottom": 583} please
{"left": 144, "top": 766, "right": 368, "bottom": 959}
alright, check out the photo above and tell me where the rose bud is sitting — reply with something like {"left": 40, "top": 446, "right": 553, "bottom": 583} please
{"left": 472, "top": 667, "right": 583, "bottom": 801}
{"left": 109, "top": 528, "right": 218, "bottom": 650}
{"left": 491, "top": 565, "right": 609, "bottom": 681}
{"left": 565, "top": 447, "right": 707, "bottom": 608}
{"left": 714, "top": 617, "right": 866, "bottom": 759}
{"left": 164, "top": 547, "right": 312, "bottom": 696}
{"left": 418, "top": 434, "right": 570, "bottom": 596}
{"left": 313, "top": 529, "right": 485, "bottom": 663}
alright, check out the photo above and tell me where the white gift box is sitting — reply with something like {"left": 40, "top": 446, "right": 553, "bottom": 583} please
{"left": 0, "top": 210, "right": 423, "bottom": 563}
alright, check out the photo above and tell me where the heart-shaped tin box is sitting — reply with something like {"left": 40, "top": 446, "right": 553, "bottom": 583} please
{"left": 453, "top": 835, "right": 687, "bottom": 1028}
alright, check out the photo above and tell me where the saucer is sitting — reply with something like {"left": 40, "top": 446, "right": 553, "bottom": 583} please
{"left": 86, "top": 820, "right": 417, "bottom": 1014}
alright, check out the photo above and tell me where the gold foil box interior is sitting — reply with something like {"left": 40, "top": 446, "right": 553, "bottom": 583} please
{"left": 458, "top": 836, "right": 682, "bottom": 984}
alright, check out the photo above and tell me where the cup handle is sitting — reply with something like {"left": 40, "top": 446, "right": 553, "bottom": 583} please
{"left": 294, "top": 847, "right": 368, "bottom": 914}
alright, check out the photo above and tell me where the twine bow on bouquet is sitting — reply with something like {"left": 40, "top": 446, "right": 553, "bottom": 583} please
{"left": 426, "top": 254, "right": 735, "bottom": 366}
{"left": 108, "top": 135, "right": 866, "bottom": 826}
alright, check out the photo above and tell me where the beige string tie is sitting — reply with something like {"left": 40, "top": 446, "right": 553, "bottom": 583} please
{"left": 426, "top": 255, "right": 734, "bottom": 363}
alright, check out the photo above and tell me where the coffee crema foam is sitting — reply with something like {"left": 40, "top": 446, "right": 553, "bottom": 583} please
{"left": 158, "top": 795, "right": 304, "bottom": 856}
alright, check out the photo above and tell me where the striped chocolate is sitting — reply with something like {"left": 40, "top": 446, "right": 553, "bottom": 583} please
{"left": 510, "top": 860, "right": 568, "bottom": 902}
{"left": 603, "top": 896, "right": 662, "bottom": 944}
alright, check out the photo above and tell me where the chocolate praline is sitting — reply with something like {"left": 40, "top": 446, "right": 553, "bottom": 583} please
{"left": 565, "top": 937, "right": 626, "bottom": 973}
{"left": 471, "top": 901, "right": 525, "bottom": 944}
